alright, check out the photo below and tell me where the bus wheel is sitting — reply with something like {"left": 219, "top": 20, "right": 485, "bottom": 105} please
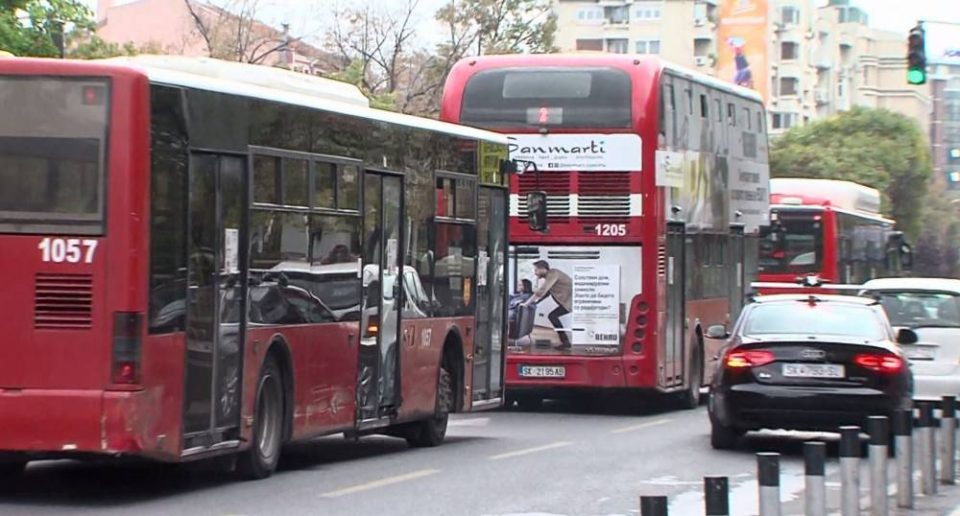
{"left": 406, "top": 366, "right": 452, "bottom": 448}
{"left": 0, "top": 460, "right": 25, "bottom": 480}
{"left": 680, "top": 346, "right": 703, "bottom": 410}
{"left": 237, "top": 357, "right": 284, "bottom": 479}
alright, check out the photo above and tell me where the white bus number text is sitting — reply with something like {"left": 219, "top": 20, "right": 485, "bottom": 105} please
{"left": 595, "top": 224, "right": 627, "bottom": 237}
{"left": 38, "top": 238, "right": 99, "bottom": 264}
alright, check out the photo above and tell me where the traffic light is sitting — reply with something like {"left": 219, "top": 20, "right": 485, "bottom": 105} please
{"left": 907, "top": 24, "right": 926, "bottom": 85}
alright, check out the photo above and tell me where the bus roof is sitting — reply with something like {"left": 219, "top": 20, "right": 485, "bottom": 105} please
{"left": 771, "top": 178, "right": 882, "bottom": 214}
{"left": 89, "top": 55, "right": 508, "bottom": 145}
{"left": 0, "top": 56, "right": 506, "bottom": 144}
{"left": 451, "top": 53, "right": 764, "bottom": 104}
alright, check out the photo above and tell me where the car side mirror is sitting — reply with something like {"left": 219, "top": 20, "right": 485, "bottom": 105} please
{"left": 896, "top": 328, "right": 918, "bottom": 345}
{"left": 527, "top": 191, "right": 548, "bottom": 232}
{"left": 706, "top": 324, "right": 729, "bottom": 339}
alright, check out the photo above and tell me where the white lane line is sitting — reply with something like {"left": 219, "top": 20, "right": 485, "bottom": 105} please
{"left": 610, "top": 417, "right": 672, "bottom": 434}
{"left": 488, "top": 441, "right": 574, "bottom": 460}
{"left": 320, "top": 469, "right": 440, "bottom": 498}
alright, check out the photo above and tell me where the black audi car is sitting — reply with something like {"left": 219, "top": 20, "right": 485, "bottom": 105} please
{"left": 707, "top": 293, "right": 916, "bottom": 449}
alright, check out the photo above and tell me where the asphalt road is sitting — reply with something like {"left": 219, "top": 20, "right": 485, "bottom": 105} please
{"left": 0, "top": 399, "right": 956, "bottom": 515}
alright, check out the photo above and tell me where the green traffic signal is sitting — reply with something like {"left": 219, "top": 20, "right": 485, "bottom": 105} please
{"left": 907, "top": 68, "right": 926, "bottom": 85}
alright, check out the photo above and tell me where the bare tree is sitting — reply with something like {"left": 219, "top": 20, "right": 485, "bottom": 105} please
{"left": 183, "top": 0, "right": 300, "bottom": 64}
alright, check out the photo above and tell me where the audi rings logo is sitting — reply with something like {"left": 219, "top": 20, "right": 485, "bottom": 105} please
{"left": 800, "top": 349, "right": 826, "bottom": 359}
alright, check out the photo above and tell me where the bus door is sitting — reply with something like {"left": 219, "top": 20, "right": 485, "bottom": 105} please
{"left": 183, "top": 153, "right": 246, "bottom": 449}
{"left": 728, "top": 225, "right": 745, "bottom": 317}
{"left": 664, "top": 222, "right": 685, "bottom": 387}
{"left": 473, "top": 187, "right": 508, "bottom": 404}
{"left": 359, "top": 171, "right": 403, "bottom": 420}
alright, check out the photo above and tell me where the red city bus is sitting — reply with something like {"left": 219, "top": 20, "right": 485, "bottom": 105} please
{"left": 0, "top": 55, "right": 511, "bottom": 479}
{"left": 758, "top": 178, "right": 911, "bottom": 287}
{"left": 441, "top": 54, "right": 770, "bottom": 408}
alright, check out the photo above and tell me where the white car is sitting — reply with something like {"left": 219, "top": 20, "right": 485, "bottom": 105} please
{"left": 862, "top": 277, "right": 960, "bottom": 401}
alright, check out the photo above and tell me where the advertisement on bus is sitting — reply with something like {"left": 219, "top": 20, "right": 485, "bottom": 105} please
{"left": 717, "top": 0, "right": 770, "bottom": 102}
{"left": 509, "top": 246, "right": 639, "bottom": 356}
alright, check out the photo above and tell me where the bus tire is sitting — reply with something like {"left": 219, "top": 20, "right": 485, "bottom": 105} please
{"left": 680, "top": 344, "right": 703, "bottom": 410}
{"left": 237, "top": 357, "right": 284, "bottom": 480}
{"left": 406, "top": 365, "right": 452, "bottom": 448}
{"left": 0, "top": 460, "right": 25, "bottom": 480}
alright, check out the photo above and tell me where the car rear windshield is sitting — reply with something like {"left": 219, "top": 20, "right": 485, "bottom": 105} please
{"left": 759, "top": 209, "right": 823, "bottom": 274}
{"left": 460, "top": 67, "right": 632, "bottom": 129}
{"left": 744, "top": 302, "right": 886, "bottom": 340}
{"left": 0, "top": 77, "right": 110, "bottom": 235}
{"left": 874, "top": 291, "right": 960, "bottom": 328}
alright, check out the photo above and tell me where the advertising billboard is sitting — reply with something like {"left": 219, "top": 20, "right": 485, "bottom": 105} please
{"left": 717, "top": 0, "right": 770, "bottom": 102}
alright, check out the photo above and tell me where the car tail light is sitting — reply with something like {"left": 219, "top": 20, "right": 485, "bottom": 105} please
{"left": 725, "top": 349, "right": 775, "bottom": 368}
{"left": 854, "top": 353, "right": 904, "bottom": 373}
{"left": 112, "top": 312, "right": 143, "bottom": 384}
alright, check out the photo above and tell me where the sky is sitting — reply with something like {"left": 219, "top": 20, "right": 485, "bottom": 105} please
{"left": 83, "top": 0, "right": 959, "bottom": 52}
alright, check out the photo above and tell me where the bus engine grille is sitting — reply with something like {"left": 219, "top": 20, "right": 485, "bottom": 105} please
{"left": 34, "top": 273, "right": 94, "bottom": 329}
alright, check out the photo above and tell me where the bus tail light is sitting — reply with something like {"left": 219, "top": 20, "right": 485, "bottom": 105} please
{"left": 112, "top": 312, "right": 143, "bottom": 384}
{"left": 365, "top": 314, "right": 380, "bottom": 338}
{"left": 725, "top": 349, "right": 775, "bottom": 368}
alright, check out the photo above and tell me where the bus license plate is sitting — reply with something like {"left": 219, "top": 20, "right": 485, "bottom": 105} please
{"left": 782, "top": 363, "right": 844, "bottom": 379}
{"left": 519, "top": 365, "right": 565, "bottom": 378}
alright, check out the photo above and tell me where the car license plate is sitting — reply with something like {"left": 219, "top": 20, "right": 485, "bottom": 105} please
{"left": 904, "top": 345, "right": 936, "bottom": 360}
{"left": 519, "top": 365, "right": 566, "bottom": 378}
{"left": 782, "top": 363, "right": 844, "bottom": 378}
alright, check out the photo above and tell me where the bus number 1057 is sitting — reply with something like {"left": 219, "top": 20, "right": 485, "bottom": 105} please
{"left": 594, "top": 224, "right": 627, "bottom": 237}
{"left": 38, "top": 238, "right": 99, "bottom": 264}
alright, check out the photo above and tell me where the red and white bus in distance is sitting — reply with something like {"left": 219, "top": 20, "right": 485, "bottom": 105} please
{"left": 442, "top": 54, "right": 770, "bottom": 408}
{"left": 758, "top": 178, "right": 912, "bottom": 286}
{"left": 0, "top": 55, "right": 511, "bottom": 479}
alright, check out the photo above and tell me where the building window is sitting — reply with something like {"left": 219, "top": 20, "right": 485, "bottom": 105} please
{"left": 576, "top": 39, "right": 603, "bottom": 51}
{"left": 604, "top": 5, "right": 629, "bottom": 24}
{"left": 780, "top": 77, "right": 799, "bottom": 96}
{"left": 781, "top": 41, "right": 799, "bottom": 61}
{"left": 635, "top": 39, "right": 661, "bottom": 55}
{"left": 607, "top": 39, "right": 629, "bottom": 54}
{"left": 838, "top": 81, "right": 847, "bottom": 98}
{"left": 634, "top": 1, "right": 662, "bottom": 21}
{"left": 577, "top": 7, "right": 604, "bottom": 24}
{"left": 772, "top": 112, "right": 798, "bottom": 130}
{"left": 781, "top": 6, "right": 800, "bottom": 25}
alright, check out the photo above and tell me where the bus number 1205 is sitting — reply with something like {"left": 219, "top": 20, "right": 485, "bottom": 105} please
{"left": 595, "top": 224, "right": 627, "bottom": 237}
{"left": 38, "top": 238, "right": 99, "bottom": 264}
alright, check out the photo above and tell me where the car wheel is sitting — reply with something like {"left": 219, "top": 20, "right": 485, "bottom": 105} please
{"left": 407, "top": 365, "right": 452, "bottom": 448}
{"left": 710, "top": 420, "right": 742, "bottom": 450}
{"left": 237, "top": 357, "right": 284, "bottom": 479}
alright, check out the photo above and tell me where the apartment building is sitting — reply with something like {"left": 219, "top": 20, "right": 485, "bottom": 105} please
{"left": 552, "top": 0, "right": 930, "bottom": 137}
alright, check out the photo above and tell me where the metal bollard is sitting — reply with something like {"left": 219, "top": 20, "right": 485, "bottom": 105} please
{"left": 803, "top": 441, "right": 827, "bottom": 516}
{"left": 918, "top": 401, "right": 938, "bottom": 495}
{"left": 757, "top": 452, "right": 781, "bottom": 516}
{"left": 839, "top": 426, "right": 861, "bottom": 516}
{"left": 704, "top": 477, "right": 729, "bottom": 516}
{"left": 941, "top": 396, "right": 956, "bottom": 485}
{"left": 868, "top": 416, "right": 889, "bottom": 516}
{"left": 894, "top": 409, "right": 914, "bottom": 509}
{"left": 640, "top": 495, "right": 668, "bottom": 516}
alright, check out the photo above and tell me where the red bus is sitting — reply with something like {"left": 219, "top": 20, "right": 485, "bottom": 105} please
{"left": 0, "top": 55, "right": 511, "bottom": 479}
{"left": 441, "top": 54, "right": 770, "bottom": 408}
{"left": 758, "top": 178, "right": 912, "bottom": 286}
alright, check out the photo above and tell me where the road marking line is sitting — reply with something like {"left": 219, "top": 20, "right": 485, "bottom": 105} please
{"left": 610, "top": 418, "right": 672, "bottom": 434}
{"left": 489, "top": 441, "right": 574, "bottom": 460}
{"left": 320, "top": 469, "right": 440, "bottom": 498}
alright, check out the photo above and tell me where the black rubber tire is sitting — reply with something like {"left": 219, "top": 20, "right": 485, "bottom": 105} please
{"left": 406, "top": 366, "right": 452, "bottom": 448}
{"left": 710, "top": 420, "right": 742, "bottom": 450}
{"left": 0, "top": 461, "right": 26, "bottom": 480}
{"left": 680, "top": 346, "right": 703, "bottom": 410}
{"left": 515, "top": 394, "right": 544, "bottom": 412}
{"left": 237, "top": 357, "right": 284, "bottom": 480}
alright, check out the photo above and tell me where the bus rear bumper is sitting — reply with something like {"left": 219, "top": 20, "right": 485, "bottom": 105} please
{"left": 0, "top": 388, "right": 175, "bottom": 461}
{"left": 506, "top": 354, "right": 654, "bottom": 389}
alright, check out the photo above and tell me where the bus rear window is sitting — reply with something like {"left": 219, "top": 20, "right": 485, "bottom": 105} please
{"left": 461, "top": 67, "right": 632, "bottom": 129}
{"left": 0, "top": 77, "right": 109, "bottom": 235}
{"left": 759, "top": 210, "right": 824, "bottom": 274}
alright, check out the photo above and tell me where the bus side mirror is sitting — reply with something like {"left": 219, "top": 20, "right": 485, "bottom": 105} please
{"left": 527, "top": 191, "right": 548, "bottom": 232}
{"left": 499, "top": 159, "right": 517, "bottom": 175}
{"left": 706, "top": 324, "right": 729, "bottom": 339}
{"left": 899, "top": 243, "right": 913, "bottom": 270}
